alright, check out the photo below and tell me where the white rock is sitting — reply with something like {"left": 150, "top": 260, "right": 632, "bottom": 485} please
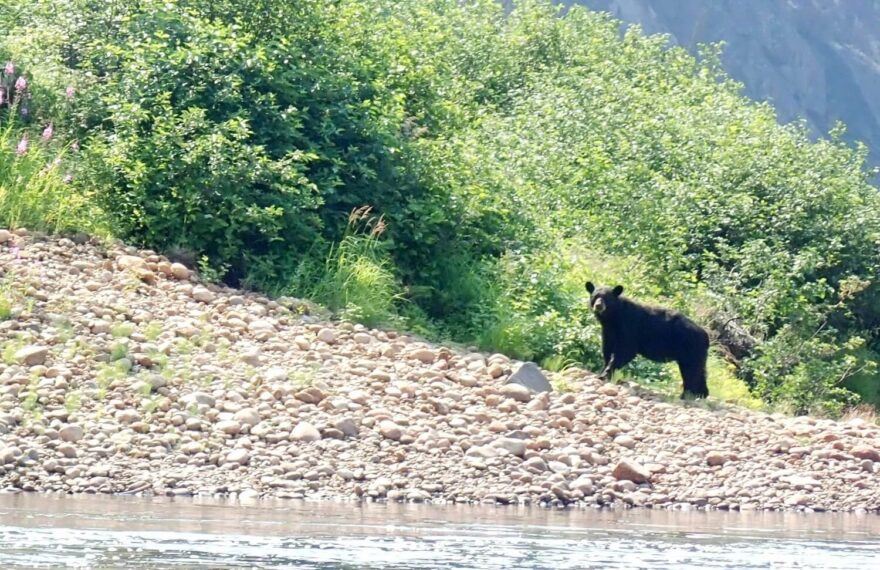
{"left": 492, "top": 437, "right": 526, "bottom": 457}
{"left": 291, "top": 422, "right": 322, "bottom": 442}
{"left": 378, "top": 420, "right": 403, "bottom": 441}
{"left": 216, "top": 420, "right": 242, "bottom": 435}
{"left": 614, "top": 435, "right": 636, "bottom": 449}
{"left": 170, "top": 263, "right": 190, "bottom": 280}
{"left": 335, "top": 418, "right": 359, "bottom": 438}
{"left": 317, "top": 328, "right": 338, "bottom": 344}
{"left": 192, "top": 286, "right": 215, "bottom": 303}
{"left": 265, "top": 367, "right": 289, "bottom": 382}
{"left": 500, "top": 384, "right": 531, "bottom": 403}
{"left": 233, "top": 408, "right": 260, "bottom": 427}
{"left": 226, "top": 448, "right": 250, "bottom": 465}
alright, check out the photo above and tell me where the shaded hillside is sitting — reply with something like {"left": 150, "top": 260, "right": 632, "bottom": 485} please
{"left": 567, "top": 0, "right": 880, "bottom": 173}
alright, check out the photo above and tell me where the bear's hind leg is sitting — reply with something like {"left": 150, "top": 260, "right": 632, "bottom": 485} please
{"left": 677, "top": 358, "right": 709, "bottom": 399}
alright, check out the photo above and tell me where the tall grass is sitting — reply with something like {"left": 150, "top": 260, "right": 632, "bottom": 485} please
{"left": 0, "top": 128, "right": 105, "bottom": 235}
{"left": 297, "top": 207, "right": 404, "bottom": 328}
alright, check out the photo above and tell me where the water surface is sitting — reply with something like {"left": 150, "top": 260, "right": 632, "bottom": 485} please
{"left": 1, "top": 494, "right": 879, "bottom": 568}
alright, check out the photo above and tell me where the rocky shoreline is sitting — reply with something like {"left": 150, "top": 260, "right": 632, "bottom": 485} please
{"left": 1, "top": 231, "right": 879, "bottom": 513}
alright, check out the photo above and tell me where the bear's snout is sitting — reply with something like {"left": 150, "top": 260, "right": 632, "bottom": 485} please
{"left": 592, "top": 298, "right": 606, "bottom": 314}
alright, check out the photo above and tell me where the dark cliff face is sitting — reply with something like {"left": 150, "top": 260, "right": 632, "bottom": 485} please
{"left": 563, "top": 0, "right": 880, "bottom": 172}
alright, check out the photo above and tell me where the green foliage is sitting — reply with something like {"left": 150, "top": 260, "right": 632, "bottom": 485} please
{"left": 5, "top": 0, "right": 880, "bottom": 416}
{"left": 64, "top": 390, "right": 83, "bottom": 414}
{"left": 0, "top": 294, "right": 10, "bottom": 321}
{"left": 0, "top": 67, "right": 105, "bottom": 235}
{"left": 110, "top": 323, "right": 135, "bottom": 338}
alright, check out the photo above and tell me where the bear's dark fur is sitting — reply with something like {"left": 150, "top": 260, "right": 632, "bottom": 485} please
{"left": 586, "top": 282, "right": 709, "bottom": 399}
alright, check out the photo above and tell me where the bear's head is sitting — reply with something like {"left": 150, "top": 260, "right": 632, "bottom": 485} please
{"left": 585, "top": 282, "right": 624, "bottom": 320}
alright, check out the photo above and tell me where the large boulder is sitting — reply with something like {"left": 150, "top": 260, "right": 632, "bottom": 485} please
{"left": 505, "top": 362, "right": 552, "bottom": 393}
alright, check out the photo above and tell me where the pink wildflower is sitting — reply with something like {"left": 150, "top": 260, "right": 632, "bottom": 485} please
{"left": 14, "top": 76, "right": 27, "bottom": 92}
{"left": 3, "top": 62, "right": 13, "bottom": 75}
{"left": 63, "top": 173, "right": 73, "bottom": 184}
{"left": 42, "top": 123, "right": 54, "bottom": 142}
{"left": 16, "top": 134, "right": 28, "bottom": 156}
{"left": 65, "top": 85, "right": 75, "bottom": 99}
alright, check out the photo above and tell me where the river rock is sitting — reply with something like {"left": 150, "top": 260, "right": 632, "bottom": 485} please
{"left": 379, "top": 420, "right": 403, "bottom": 441}
{"left": 492, "top": 437, "right": 527, "bottom": 457}
{"left": 116, "top": 255, "right": 146, "bottom": 270}
{"left": 506, "top": 362, "right": 552, "bottom": 393}
{"left": 291, "top": 422, "right": 322, "bottom": 442}
{"left": 226, "top": 448, "right": 250, "bottom": 465}
{"left": 706, "top": 451, "right": 729, "bottom": 466}
{"left": 216, "top": 420, "right": 242, "bottom": 435}
{"left": 15, "top": 345, "right": 49, "bottom": 366}
{"left": 500, "top": 383, "right": 532, "bottom": 403}
{"left": 335, "top": 418, "right": 359, "bottom": 438}
{"left": 317, "top": 328, "right": 338, "bottom": 344}
{"left": 233, "top": 408, "right": 260, "bottom": 427}
{"left": 58, "top": 424, "right": 84, "bottom": 443}
{"left": 192, "top": 286, "right": 215, "bottom": 303}
{"left": 612, "top": 459, "right": 651, "bottom": 484}
{"left": 170, "top": 263, "right": 191, "bottom": 280}
{"left": 851, "top": 445, "right": 880, "bottom": 462}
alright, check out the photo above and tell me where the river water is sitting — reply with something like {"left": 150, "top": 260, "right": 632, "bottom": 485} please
{"left": 0, "top": 494, "right": 878, "bottom": 569}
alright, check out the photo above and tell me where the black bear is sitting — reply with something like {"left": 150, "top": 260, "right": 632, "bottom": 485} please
{"left": 585, "top": 282, "right": 709, "bottom": 399}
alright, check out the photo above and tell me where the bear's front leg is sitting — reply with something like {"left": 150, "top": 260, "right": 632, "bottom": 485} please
{"left": 599, "top": 353, "right": 616, "bottom": 380}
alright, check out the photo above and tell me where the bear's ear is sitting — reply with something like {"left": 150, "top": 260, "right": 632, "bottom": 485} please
{"left": 612, "top": 285, "right": 624, "bottom": 296}
{"left": 585, "top": 281, "right": 595, "bottom": 294}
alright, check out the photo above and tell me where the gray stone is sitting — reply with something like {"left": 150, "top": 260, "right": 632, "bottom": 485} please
{"left": 492, "top": 437, "right": 527, "bottom": 457}
{"left": 506, "top": 362, "right": 552, "bottom": 393}
{"left": 59, "top": 424, "right": 84, "bottom": 443}
{"left": 335, "top": 418, "right": 359, "bottom": 438}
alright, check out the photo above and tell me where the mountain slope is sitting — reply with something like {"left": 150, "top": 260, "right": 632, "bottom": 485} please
{"left": 566, "top": 0, "right": 880, "bottom": 172}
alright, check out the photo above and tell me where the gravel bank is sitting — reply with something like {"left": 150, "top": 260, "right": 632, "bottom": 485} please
{"left": 1, "top": 231, "right": 879, "bottom": 513}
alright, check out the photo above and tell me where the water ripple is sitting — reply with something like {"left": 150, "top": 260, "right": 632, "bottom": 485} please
{"left": 0, "top": 495, "right": 878, "bottom": 569}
